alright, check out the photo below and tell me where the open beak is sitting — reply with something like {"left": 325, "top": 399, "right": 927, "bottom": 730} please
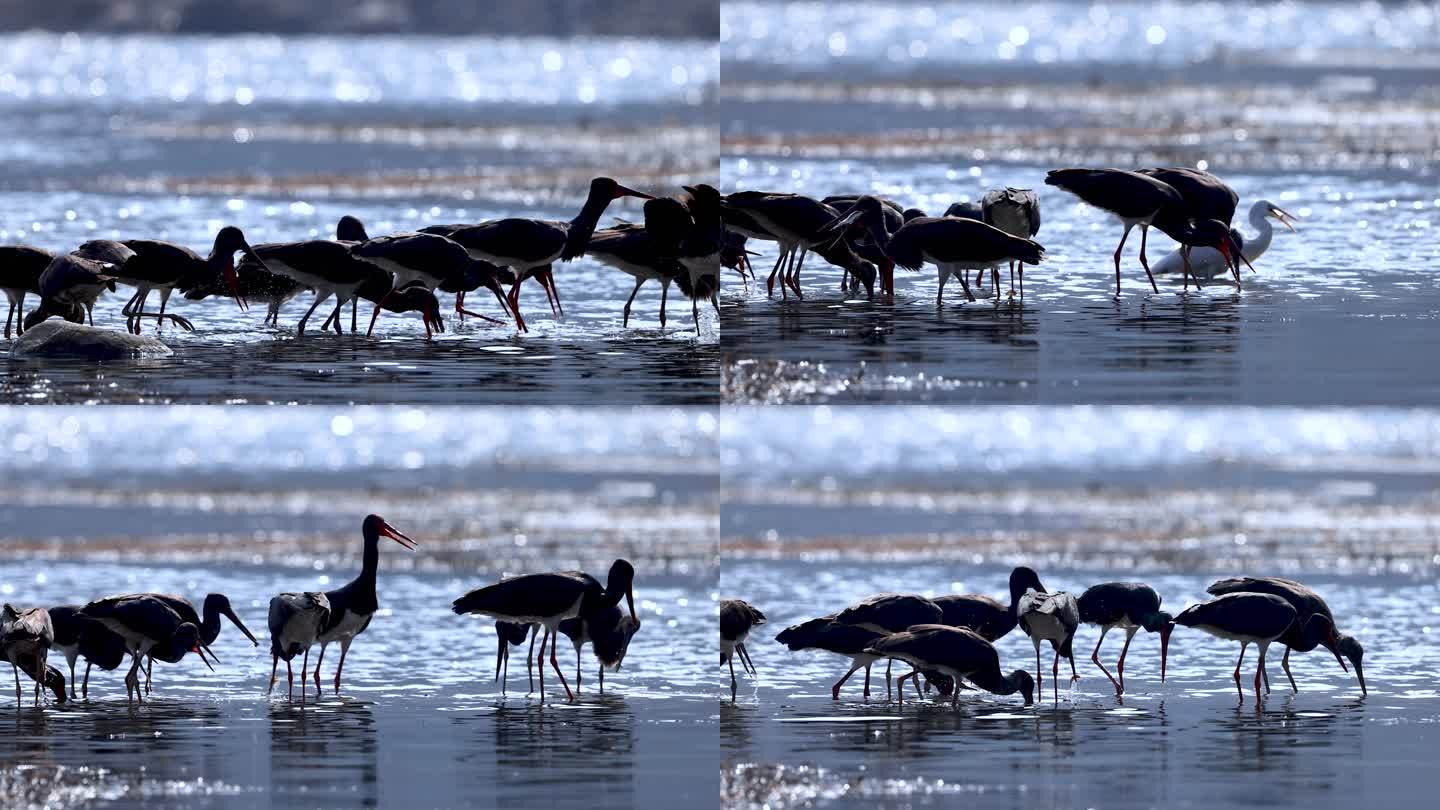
{"left": 821, "top": 208, "right": 863, "bottom": 236}
{"left": 1269, "top": 206, "right": 1299, "bottom": 233}
{"left": 1160, "top": 623, "right": 1173, "bottom": 682}
{"left": 225, "top": 608, "right": 259, "bottom": 646}
{"left": 626, "top": 587, "right": 637, "bottom": 625}
{"left": 1230, "top": 234, "right": 1257, "bottom": 274}
{"left": 193, "top": 643, "right": 217, "bottom": 672}
{"left": 613, "top": 184, "right": 655, "bottom": 201}
{"left": 380, "top": 520, "right": 417, "bottom": 550}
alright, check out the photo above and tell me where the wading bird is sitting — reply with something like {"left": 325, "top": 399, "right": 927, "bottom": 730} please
{"left": 1076, "top": 582, "right": 1173, "bottom": 695}
{"left": 1172, "top": 592, "right": 1298, "bottom": 701}
{"left": 1205, "top": 576, "right": 1362, "bottom": 694}
{"left": 34, "top": 251, "right": 119, "bottom": 327}
{"left": 310, "top": 515, "right": 416, "bottom": 695}
{"left": 720, "top": 599, "right": 767, "bottom": 692}
{"left": 868, "top": 625, "right": 1035, "bottom": 708}
{"left": 558, "top": 604, "right": 640, "bottom": 694}
{"left": 3, "top": 604, "right": 53, "bottom": 706}
{"left": 978, "top": 187, "right": 1042, "bottom": 297}
{"left": 80, "top": 595, "right": 216, "bottom": 704}
{"left": 452, "top": 559, "right": 638, "bottom": 702}
{"left": 834, "top": 592, "right": 944, "bottom": 697}
{"left": 431, "top": 177, "right": 653, "bottom": 323}
{"left": 774, "top": 615, "right": 887, "bottom": 700}
{"left": 824, "top": 195, "right": 1044, "bottom": 305}
{"left": 103, "top": 226, "right": 262, "bottom": 333}
{"left": 267, "top": 591, "right": 330, "bottom": 701}
{"left": 1, "top": 245, "right": 52, "bottom": 339}
{"left": 1018, "top": 587, "right": 1080, "bottom": 700}
{"left": 48, "top": 605, "right": 127, "bottom": 700}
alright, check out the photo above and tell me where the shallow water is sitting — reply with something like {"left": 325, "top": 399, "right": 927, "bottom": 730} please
{"left": 0, "top": 33, "right": 719, "bottom": 404}
{"left": 0, "top": 406, "right": 719, "bottom": 808}
{"left": 721, "top": 159, "right": 1440, "bottom": 404}
{"left": 720, "top": 1, "right": 1439, "bottom": 404}
{"left": 721, "top": 562, "right": 1439, "bottom": 810}
{"left": 720, "top": 404, "right": 1439, "bottom": 807}
{"left": 1, "top": 562, "right": 716, "bottom": 810}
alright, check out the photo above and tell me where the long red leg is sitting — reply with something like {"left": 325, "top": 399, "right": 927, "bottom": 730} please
{"left": 1138, "top": 224, "right": 1158, "bottom": 293}
{"left": 1233, "top": 643, "right": 1248, "bottom": 701}
{"left": 1092, "top": 627, "right": 1121, "bottom": 694}
{"left": 549, "top": 630, "right": 574, "bottom": 701}
{"left": 1116, "top": 629, "right": 1135, "bottom": 693}
{"left": 1113, "top": 224, "right": 1132, "bottom": 297}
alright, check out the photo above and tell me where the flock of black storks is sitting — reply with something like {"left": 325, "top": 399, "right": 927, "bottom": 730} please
{"left": 0, "top": 177, "right": 723, "bottom": 341}
{"left": 721, "top": 167, "right": 1297, "bottom": 304}
{"left": 722, "top": 568, "right": 1365, "bottom": 707}
{"left": 1, "top": 514, "right": 641, "bottom": 706}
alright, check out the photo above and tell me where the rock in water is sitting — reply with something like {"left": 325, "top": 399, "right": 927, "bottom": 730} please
{"left": 8, "top": 321, "right": 173, "bottom": 360}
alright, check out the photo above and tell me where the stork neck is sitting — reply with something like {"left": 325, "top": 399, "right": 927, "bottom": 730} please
{"left": 200, "top": 603, "right": 222, "bottom": 646}
{"left": 968, "top": 665, "right": 1017, "bottom": 696}
{"left": 1241, "top": 207, "right": 1275, "bottom": 263}
{"left": 570, "top": 194, "right": 613, "bottom": 235}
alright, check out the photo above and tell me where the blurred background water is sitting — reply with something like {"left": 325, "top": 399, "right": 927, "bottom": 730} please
{"left": 0, "top": 16, "right": 718, "bottom": 404}
{"left": 720, "top": 1, "right": 1440, "bottom": 404}
{"left": 721, "top": 405, "right": 1440, "bottom": 808}
{"left": 0, "top": 406, "right": 718, "bottom": 809}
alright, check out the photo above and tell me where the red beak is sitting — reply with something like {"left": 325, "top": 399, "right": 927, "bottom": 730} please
{"left": 1160, "top": 623, "right": 1173, "bottom": 683}
{"left": 379, "top": 520, "right": 417, "bottom": 550}
{"left": 613, "top": 184, "right": 655, "bottom": 201}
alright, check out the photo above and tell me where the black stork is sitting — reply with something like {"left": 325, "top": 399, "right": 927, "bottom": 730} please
{"left": 33, "top": 251, "right": 119, "bottom": 327}
{"left": 1076, "top": 582, "right": 1174, "bottom": 695}
{"left": 914, "top": 567, "right": 1046, "bottom": 696}
{"left": 833, "top": 592, "right": 944, "bottom": 698}
{"left": 494, "top": 620, "right": 535, "bottom": 693}
{"left": 867, "top": 625, "right": 1035, "bottom": 708}
{"left": 1154, "top": 199, "right": 1297, "bottom": 280}
{"left": 774, "top": 614, "right": 887, "bottom": 700}
{"left": 48, "top": 605, "right": 127, "bottom": 700}
{"left": 720, "top": 598, "right": 767, "bottom": 692}
{"left": 676, "top": 184, "right": 723, "bottom": 318}
{"left": 557, "top": 604, "right": 640, "bottom": 694}
{"left": 1140, "top": 167, "right": 1256, "bottom": 289}
{"left": 1045, "top": 168, "right": 1179, "bottom": 295}
{"left": 720, "top": 191, "right": 841, "bottom": 300}
{"left": 932, "top": 566, "right": 1049, "bottom": 641}
{"left": 310, "top": 515, "right": 416, "bottom": 696}
{"left": 452, "top": 559, "right": 638, "bottom": 702}
{"left": 587, "top": 203, "right": 689, "bottom": 329}
{"left": 267, "top": 591, "right": 330, "bottom": 701}
{"left": 79, "top": 594, "right": 216, "bottom": 704}
{"left": 1017, "top": 587, "right": 1080, "bottom": 700}
{"left": 1172, "top": 591, "right": 1298, "bottom": 701}
{"left": 250, "top": 239, "right": 373, "bottom": 335}
{"left": 139, "top": 593, "right": 259, "bottom": 695}
{"left": 824, "top": 193, "right": 906, "bottom": 298}
{"left": 1, "top": 245, "right": 52, "bottom": 339}
{"left": 824, "top": 195, "right": 1045, "bottom": 305}
{"left": 1205, "top": 576, "right": 1362, "bottom": 694}
{"left": 185, "top": 250, "right": 304, "bottom": 328}
{"left": 349, "top": 233, "right": 504, "bottom": 336}
{"left": 430, "top": 177, "right": 654, "bottom": 323}
{"left": 2, "top": 604, "right": 53, "bottom": 706}
{"left": 102, "top": 226, "right": 261, "bottom": 334}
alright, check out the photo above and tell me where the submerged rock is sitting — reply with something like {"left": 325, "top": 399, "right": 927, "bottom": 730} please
{"left": 8, "top": 321, "right": 173, "bottom": 360}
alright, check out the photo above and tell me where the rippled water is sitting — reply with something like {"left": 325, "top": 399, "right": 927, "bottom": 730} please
{"left": 721, "top": 159, "right": 1440, "bottom": 404}
{"left": 0, "top": 33, "right": 719, "bottom": 404}
{"left": 0, "top": 406, "right": 719, "bottom": 808}
{"left": 721, "top": 561, "right": 1439, "bottom": 810}
{"left": 1, "top": 562, "right": 716, "bottom": 810}
{"left": 720, "top": 404, "right": 1439, "bottom": 807}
